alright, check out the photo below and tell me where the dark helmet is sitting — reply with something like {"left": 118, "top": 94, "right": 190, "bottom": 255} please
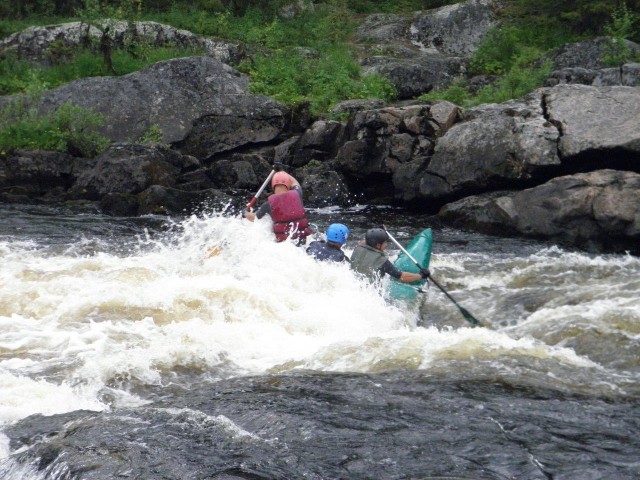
{"left": 365, "top": 228, "right": 389, "bottom": 247}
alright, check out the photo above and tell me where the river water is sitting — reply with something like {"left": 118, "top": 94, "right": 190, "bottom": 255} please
{"left": 0, "top": 202, "right": 639, "bottom": 480}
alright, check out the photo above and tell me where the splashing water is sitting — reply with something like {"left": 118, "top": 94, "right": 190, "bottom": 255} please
{"left": 1, "top": 208, "right": 640, "bottom": 462}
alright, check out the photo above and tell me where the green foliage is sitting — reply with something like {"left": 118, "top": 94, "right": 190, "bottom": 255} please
{"left": 469, "top": 24, "right": 575, "bottom": 76}
{"left": 422, "top": 56, "right": 552, "bottom": 108}
{"left": 602, "top": 2, "right": 640, "bottom": 65}
{"left": 242, "top": 45, "right": 396, "bottom": 114}
{"left": 138, "top": 123, "right": 164, "bottom": 144}
{"left": 604, "top": 2, "right": 638, "bottom": 38}
{"left": 343, "top": 0, "right": 458, "bottom": 14}
{"left": 0, "top": 100, "right": 110, "bottom": 156}
{"left": 0, "top": 46, "right": 198, "bottom": 95}
{"left": 420, "top": 80, "right": 469, "bottom": 106}
{"left": 506, "top": 0, "right": 640, "bottom": 39}
{"left": 474, "top": 60, "right": 552, "bottom": 105}
{"left": 74, "top": 0, "right": 144, "bottom": 23}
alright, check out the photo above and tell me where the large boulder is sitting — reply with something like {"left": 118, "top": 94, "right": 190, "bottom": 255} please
{"left": 438, "top": 170, "right": 640, "bottom": 254}
{"left": 71, "top": 143, "right": 199, "bottom": 200}
{"left": 410, "top": 0, "right": 499, "bottom": 57}
{"left": 416, "top": 90, "right": 560, "bottom": 201}
{"left": 413, "top": 84, "right": 640, "bottom": 203}
{"left": 0, "top": 150, "right": 92, "bottom": 200}
{"left": 545, "top": 84, "right": 640, "bottom": 159}
{"left": 360, "top": 54, "right": 467, "bottom": 100}
{"left": 0, "top": 57, "right": 290, "bottom": 160}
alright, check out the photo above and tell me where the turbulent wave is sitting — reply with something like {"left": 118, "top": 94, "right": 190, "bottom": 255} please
{"left": 1, "top": 208, "right": 640, "bottom": 461}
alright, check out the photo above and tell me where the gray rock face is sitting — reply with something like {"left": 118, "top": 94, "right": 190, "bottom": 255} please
{"left": 438, "top": 170, "right": 640, "bottom": 254}
{"left": 0, "top": 150, "right": 91, "bottom": 198}
{"left": 0, "top": 20, "right": 244, "bottom": 65}
{"left": 540, "top": 37, "right": 640, "bottom": 71}
{"left": 353, "top": 0, "right": 499, "bottom": 99}
{"left": 334, "top": 102, "right": 458, "bottom": 180}
{"left": 545, "top": 63, "right": 640, "bottom": 88}
{"left": 353, "top": 14, "right": 410, "bottom": 44}
{"left": 411, "top": 84, "right": 640, "bottom": 202}
{"left": 417, "top": 91, "right": 561, "bottom": 200}
{"left": 545, "top": 84, "right": 640, "bottom": 159}
{"left": 410, "top": 0, "right": 499, "bottom": 57}
{"left": 72, "top": 143, "right": 198, "bottom": 199}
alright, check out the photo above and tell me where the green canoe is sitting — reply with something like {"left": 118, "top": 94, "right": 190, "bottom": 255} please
{"left": 388, "top": 228, "right": 433, "bottom": 300}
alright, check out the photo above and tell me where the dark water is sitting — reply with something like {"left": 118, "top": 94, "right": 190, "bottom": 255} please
{"left": 1, "top": 203, "right": 639, "bottom": 480}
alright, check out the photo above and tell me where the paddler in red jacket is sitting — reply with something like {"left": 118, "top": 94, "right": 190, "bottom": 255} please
{"left": 243, "top": 171, "right": 312, "bottom": 244}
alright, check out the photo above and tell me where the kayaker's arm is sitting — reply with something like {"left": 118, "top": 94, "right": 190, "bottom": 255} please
{"left": 288, "top": 174, "right": 301, "bottom": 189}
{"left": 399, "top": 272, "right": 423, "bottom": 283}
{"left": 382, "top": 261, "right": 425, "bottom": 283}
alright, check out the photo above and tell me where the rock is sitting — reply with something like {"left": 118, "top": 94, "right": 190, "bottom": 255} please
{"left": 0, "top": 20, "right": 245, "bottom": 66}
{"left": 361, "top": 55, "right": 467, "bottom": 99}
{"left": 416, "top": 91, "right": 560, "bottom": 201}
{"left": 3, "top": 56, "right": 290, "bottom": 160}
{"left": 330, "top": 99, "right": 385, "bottom": 117}
{"left": 410, "top": 84, "right": 640, "bottom": 204}
{"left": 71, "top": 143, "right": 193, "bottom": 199}
{"left": 545, "top": 63, "right": 640, "bottom": 88}
{"left": 438, "top": 170, "right": 640, "bottom": 254}
{"left": 410, "top": 0, "right": 499, "bottom": 57}
{"left": 545, "top": 84, "right": 640, "bottom": 159}
{"left": 540, "top": 37, "right": 640, "bottom": 71}
{"left": 353, "top": 0, "right": 499, "bottom": 99}
{"left": 288, "top": 121, "right": 346, "bottom": 167}
{"left": 0, "top": 150, "right": 91, "bottom": 198}
{"left": 297, "top": 165, "right": 350, "bottom": 207}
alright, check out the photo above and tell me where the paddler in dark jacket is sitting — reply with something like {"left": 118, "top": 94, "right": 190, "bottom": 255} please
{"left": 243, "top": 171, "right": 312, "bottom": 244}
{"left": 350, "top": 228, "right": 429, "bottom": 283}
{"left": 306, "top": 223, "right": 350, "bottom": 263}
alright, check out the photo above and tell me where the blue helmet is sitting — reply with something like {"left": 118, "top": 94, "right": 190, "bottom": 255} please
{"left": 326, "top": 223, "right": 349, "bottom": 244}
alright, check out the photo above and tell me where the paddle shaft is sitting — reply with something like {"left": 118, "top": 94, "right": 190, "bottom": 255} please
{"left": 384, "top": 228, "right": 482, "bottom": 327}
{"left": 246, "top": 169, "right": 276, "bottom": 211}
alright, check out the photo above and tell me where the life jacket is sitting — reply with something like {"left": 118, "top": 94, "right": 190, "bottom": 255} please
{"left": 350, "top": 244, "right": 387, "bottom": 280}
{"left": 306, "top": 241, "right": 348, "bottom": 262}
{"left": 268, "top": 189, "right": 312, "bottom": 242}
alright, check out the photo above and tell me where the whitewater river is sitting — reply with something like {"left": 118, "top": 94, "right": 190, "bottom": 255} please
{"left": 0, "top": 202, "right": 639, "bottom": 480}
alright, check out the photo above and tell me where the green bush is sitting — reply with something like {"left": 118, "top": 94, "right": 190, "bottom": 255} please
{"left": 138, "top": 123, "right": 164, "bottom": 144}
{"left": 469, "top": 23, "right": 576, "bottom": 76}
{"left": 0, "top": 100, "right": 110, "bottom": 157}
{"left": 243, "top": 45, "right": 396, "bottom": 114}
{"left": 602, "top": 2, "right": 640, "bottom": 65}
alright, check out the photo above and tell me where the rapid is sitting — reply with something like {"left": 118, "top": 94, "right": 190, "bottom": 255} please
{"left": 1, "top": 203, "right": 639, "bottom": 480}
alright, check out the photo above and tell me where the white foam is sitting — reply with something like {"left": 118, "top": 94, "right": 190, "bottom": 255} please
{"left": 1, "top": 211, "right": 638, "bottom": 433}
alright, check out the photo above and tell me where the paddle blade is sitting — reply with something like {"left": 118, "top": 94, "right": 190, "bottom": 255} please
{"left": 459, "top": 306, "right": 481, "bottom": 327}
